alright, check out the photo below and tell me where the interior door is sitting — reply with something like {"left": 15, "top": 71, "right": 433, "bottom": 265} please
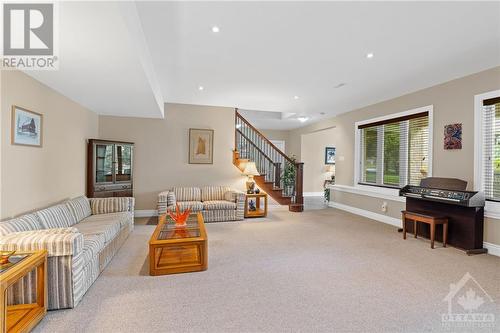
{"left": 270, "top": 140, "right": 285, "bottom": 153}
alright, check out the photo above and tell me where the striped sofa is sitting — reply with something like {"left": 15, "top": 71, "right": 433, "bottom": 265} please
{"left": 158, "top": 186, "right": 245, "bottom": 222}
{"left": 0, "top": 196, "right": 134, "bottom": 310}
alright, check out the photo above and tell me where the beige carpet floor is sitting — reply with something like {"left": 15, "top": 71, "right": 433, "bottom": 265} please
{"left": 34, "top": 208, "right": 500, "bottom": 332}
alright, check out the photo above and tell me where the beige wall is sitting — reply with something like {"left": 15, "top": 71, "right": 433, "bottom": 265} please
{"left": 301, "top": 128, "right": 336, "bottom": 193}
{"left": 294, "top": 66, "right": 500, "bottom": 246}
{"left": 99, "top": 103, "right": 246, "bottom": 210}
{"left": 260, "top": 129, "right": 292, "bottom": 155}
{"left": 1, "top": 71, "right": 98, "bottom": 219}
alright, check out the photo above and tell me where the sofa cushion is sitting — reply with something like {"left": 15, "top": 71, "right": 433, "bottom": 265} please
{"left": 168, "top": 201, "right": 203, "bottom": 212}
{"left": 201, "top": 186, "right": 231, "bottom": 202}
{"left": 224, "top": 191, "right": 238, "bottom": 203}
{"left": 36, "top": 204, "right": 77, "bottom": 229}
{"left": 90, "top": 197, "right": 131, "bottom": 215}
{"left": 0, "top": 214, "right": 42, "bottom": 236}
{"left": 203, "top": 200, "right": 237, "bottom": 211}
{"left": 75, "top": 214, "right": 123, "bottom": 244}
{"left": 66, "top": 196, "right": 92, "bottom": 222}
{"left": 173, "top": 187, "right": 201, "bottom": 202}
{"left": 78, "top": 234, "right": 105, "bottom": 267}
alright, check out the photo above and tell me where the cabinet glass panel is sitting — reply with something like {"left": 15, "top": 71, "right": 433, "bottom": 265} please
{"left": 115, "top": 144, "right": 132, "bottom": 182}
{"left": 95, "top": 144, "right": 114, "bottom": 183}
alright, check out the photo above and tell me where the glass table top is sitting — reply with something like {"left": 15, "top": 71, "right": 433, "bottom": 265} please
{"left": 157, "top": 214, "right": 201, "bottom": 240}
{"left": 0, "top": 253, "right": 31, "bottom": 274}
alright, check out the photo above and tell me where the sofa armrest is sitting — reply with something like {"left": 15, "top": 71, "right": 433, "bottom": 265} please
{"left": 89, "top": 197, "right": 135, "bottom": 215}
{"left": 158, "top": 191, "right": 176, "bottom": 215}
{"left": 0, "top": 228, "right": 84, "bottom": 257}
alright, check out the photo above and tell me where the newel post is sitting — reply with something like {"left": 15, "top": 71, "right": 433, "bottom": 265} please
{"left": 294, "top": 162, "right": 304, "bottom": 206}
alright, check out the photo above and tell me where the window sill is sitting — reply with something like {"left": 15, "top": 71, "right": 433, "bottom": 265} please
{"left": 328, "top": 184, "right": 405, "bottom": 203}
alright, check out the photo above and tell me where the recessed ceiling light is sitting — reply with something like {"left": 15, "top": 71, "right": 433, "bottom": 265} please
{"left": 198, "top": 86, "right": 204, "bottom": 91}
{"left": 366, "top": 53, "right": 374, "bottom": 59}
{"left": 334, "top": 83, "right": 346, "bottom": 89}
{"left": 212, "top": 26, "right": 220, "bottom": 33}
{"left": 320, "top": 112, "right": 326, "bottom": 115}
{"left": 294, "top": 95, "right": 299, "bottom": 100}
{"left": 297, "top": 117, "right": 309, "bottom": 123}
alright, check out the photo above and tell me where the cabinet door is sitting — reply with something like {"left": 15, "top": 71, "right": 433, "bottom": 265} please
{"left": 115, "top": 144, "right": 132, "bottom": 182}
{"left": 95, "top": 143, "right": 114, "bottom": 184}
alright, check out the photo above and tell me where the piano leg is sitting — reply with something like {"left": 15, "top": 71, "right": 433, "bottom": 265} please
{"left": 443, "top": 222, "right": 447, "bottom": 248}
{"left": 430, "top": 221, "right": 435, "bottom": 249}
{"left": 402, "top": 215, "right": 407, "bottom": 240}
{"left": 414, "top": 220, "right": 418, "bottom": 238}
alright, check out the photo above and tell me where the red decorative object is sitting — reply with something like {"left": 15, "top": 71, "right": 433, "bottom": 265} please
{"left": 167, "top": 203, "right": 191, "bottom": 226}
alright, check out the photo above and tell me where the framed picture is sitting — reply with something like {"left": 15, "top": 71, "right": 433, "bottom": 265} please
{"left": 444, "top": 123, "right": 462, "bottom": 150}
{"left": 11, "top": 105, "right": 43, "bottom": 147}
{"left": 189, "top": 128, "right": 214, "bottom": 164}
{"left": 325, "top": 147, "right": 336, "bottom": 164}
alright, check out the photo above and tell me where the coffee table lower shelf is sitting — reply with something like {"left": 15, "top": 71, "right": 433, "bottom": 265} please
{"left": 7, "top": 304, "right": 45, "bottom": 332}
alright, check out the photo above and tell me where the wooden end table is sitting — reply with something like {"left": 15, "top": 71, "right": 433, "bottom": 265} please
{"left": 244, "top": 192, "right": 268, "bottom": 218}
{"left": 1, "top": 250, "right": 47, "bottom": 333}
{"left": 149, "top": 212, "right": 208, "bottom": 276}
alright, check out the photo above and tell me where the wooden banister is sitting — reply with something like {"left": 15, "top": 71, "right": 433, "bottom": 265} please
{"left": 236, "top": 129, "right": 274, "bottom": 164}
{"left": 236, "top": 109, "right": 296, "bottom": 165}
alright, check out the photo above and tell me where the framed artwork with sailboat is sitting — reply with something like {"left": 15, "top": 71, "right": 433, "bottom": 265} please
{"left": 189, "top": 128, "right": 214, "bottom": 164}
{"left": 11, "top": 106, "right": 43, "bottom": 147}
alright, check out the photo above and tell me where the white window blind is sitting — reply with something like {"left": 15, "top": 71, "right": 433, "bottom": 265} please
{"left": 482, "top": 97, "right": 500, "bottom": 201}
{"left": 359, "top": 111, "right": 429, "bottom": 188}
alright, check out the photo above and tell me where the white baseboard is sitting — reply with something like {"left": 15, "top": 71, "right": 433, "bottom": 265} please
{"left": 304, "top": 192, "right": 324, "bottom": 197}
{"left": 135, "top": 210, "right": 158, "bottom": 218}
{"left": 483, "top": 242, "right": 500, "bottom": 257}
{"left": 328, "top": 201, "right": 500, "bottom": 257}
{"left": 328, "top": 201, "right": 401, "bottom": 228}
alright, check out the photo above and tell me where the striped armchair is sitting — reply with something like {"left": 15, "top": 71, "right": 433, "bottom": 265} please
{"left": 158, "top": 186, "right": 245, "bottom": 222}
{"left": 0, "top": 196, "right": 134, "bottom": 310}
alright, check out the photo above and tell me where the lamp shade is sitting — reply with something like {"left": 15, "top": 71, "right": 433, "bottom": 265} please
{"left": 243, "top": 162, "right": 260, "bottom": 176}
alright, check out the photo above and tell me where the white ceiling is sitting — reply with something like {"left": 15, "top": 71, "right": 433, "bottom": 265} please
{"left": 26, "top": 1, "right": 500, "bottom": 129}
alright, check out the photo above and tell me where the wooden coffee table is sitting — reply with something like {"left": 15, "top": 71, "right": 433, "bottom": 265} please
{"left": 1, "top": 250, "right": 47, "bottom": 333}
{"left": 149, "top": 212, "right": 207, "bottom": 276}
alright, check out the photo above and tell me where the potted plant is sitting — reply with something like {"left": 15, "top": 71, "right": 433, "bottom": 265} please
{"left": 282, "top": 155, "right": 297, "bottom": 196}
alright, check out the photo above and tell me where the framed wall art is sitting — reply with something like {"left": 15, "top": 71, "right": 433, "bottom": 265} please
{"left": 444, "top": 123, "right": 462, "bottom": 150}
{"left": 11, "top": 105, "right": 43, "bottom": 147}
{"left": 189, "top": 128, "right": 214, "bottom": 164}
{"left": 325, "top": 147, "right": 336, "bottom": 164}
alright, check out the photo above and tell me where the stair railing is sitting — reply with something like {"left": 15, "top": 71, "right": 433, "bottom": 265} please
{"left": 235, "top": 109, "right": 304, "bottom": 209}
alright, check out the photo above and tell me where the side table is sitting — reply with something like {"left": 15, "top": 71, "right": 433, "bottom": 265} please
{"left": 244, "top": 193, "right": 268, "bottom": 218}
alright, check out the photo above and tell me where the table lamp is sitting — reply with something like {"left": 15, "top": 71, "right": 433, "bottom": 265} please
{"left": 243, "top": 162, "right": 260, "bottom": 193}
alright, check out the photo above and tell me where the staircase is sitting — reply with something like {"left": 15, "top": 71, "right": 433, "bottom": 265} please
{"left": 233, "top": 109, "right": 304, "bottom": 212}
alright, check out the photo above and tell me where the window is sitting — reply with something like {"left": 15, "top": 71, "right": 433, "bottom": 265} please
{"left": 357, "top": 108, "right": 431, "bottom": 188}
{"left": 479, "top": 95, "right": 500, "bottom": 201}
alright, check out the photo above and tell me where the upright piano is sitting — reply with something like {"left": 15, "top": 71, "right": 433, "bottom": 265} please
{"left": 399, "top": 178, "right": 486, "bottom": 254}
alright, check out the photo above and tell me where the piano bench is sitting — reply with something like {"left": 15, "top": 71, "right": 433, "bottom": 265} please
{"left": 401, "top": 210, "right": 448, "bottom": 249}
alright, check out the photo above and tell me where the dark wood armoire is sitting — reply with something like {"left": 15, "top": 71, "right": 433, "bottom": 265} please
{"left": 87, "top": 139, "right": 134, "bottom": 198}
